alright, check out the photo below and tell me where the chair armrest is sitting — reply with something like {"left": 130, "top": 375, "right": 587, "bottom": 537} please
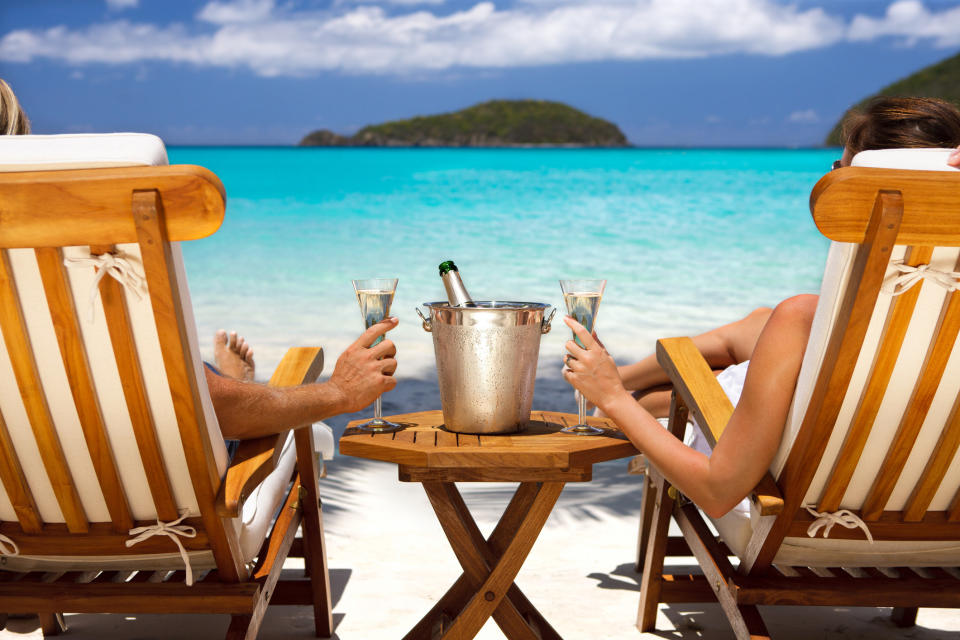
{"left": 656, "top": 337, "right": 784, "bottom": 516}
{"left": 216, "top": 346, "right": 324, "bottom": 517}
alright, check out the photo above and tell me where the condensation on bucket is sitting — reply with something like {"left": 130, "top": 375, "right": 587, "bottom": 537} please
{"left": 422, "top": 301, "right": 552, "bottom": 434}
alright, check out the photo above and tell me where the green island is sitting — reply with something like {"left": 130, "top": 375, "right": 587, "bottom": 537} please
{"left": 299, "top": 99, "right": 629, "bottom": 147}
{"left": 825, "top": 51, "right": 960, "bottom": 146}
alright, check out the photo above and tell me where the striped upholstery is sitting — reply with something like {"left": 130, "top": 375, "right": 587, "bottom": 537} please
{"left": 712, "top": 148, "right": 960, "bottom": 566}
{"left": 0, "top": 133, "right": 295, "bottom": 569}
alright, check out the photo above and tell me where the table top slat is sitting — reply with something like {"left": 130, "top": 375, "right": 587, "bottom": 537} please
{"left": 435, "top": 429, "right": 458, "bottom": 448}
{"left": 340, "top": 410, "right": 638, "bottom": 478}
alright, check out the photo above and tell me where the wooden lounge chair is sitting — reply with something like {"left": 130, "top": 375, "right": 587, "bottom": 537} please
{"left": 0, "top": 134, "right": 332, "bottom": 638}
{"left": 636, "top": 148, "right": 960, "bottom": 638}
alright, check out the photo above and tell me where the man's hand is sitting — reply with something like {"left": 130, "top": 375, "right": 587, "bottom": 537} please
{"left": 328, "top": 317, "right": 399, "bottom": 413}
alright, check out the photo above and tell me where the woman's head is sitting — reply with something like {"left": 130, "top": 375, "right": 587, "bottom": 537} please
{"left": 840, "top": 96, "right": 960, "bottom": 165}
{"left": 0, "top": 79, "right": 30, "bottom": 135}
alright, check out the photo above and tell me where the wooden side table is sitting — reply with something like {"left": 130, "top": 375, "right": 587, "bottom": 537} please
{"left": 340, "top": 410, "right": 639, "bottom": 640}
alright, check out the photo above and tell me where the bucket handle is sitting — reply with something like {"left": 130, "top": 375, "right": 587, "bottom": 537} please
{"left": 541, "top": 307, "right": 557, "bottom": 334}
{"left": 416, "top": 307, "right": 431, "bottom": 332}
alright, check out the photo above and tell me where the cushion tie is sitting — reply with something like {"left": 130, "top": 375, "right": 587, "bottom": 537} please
{"left": 126, "top": 511, "right": 197, "bottom": 585}
{"left": 64, "top": 251, "right": 146, "bottom": 322}
{"left": 882, "top": 260, "right": 960, "bottom": 297}
{"left": 0, "top": 533, "right": 19, "bottom": 556}
{"left": 804, "top": 505, "right": 874, "bottom": 543}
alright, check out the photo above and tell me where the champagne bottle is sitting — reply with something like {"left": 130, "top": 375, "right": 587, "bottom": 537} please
{"left": 438, "top": 260, "right": 476, "bottom": 307}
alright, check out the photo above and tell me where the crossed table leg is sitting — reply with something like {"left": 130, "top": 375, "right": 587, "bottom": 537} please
{"left": 402, "top": 480, "right": 566, "bottom": 640}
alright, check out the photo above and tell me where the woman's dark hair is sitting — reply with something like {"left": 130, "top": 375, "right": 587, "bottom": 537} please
{"left": 842, "top": 96, "right": 960, "bottom": 156}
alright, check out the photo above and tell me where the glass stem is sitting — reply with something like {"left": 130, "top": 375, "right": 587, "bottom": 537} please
{"left": 578, "top": 393, "right": 587, "bottom": 426}
{"left": 374, "top": 395, "right": 383, "bottom": 422}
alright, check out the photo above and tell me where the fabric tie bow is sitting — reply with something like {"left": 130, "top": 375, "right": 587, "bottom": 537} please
{"left": 882, "top": 260, "right": 960, "bottom": 297}
{"left": 804, "top": 505, "right": 874, "bottom": 543}
{"left": 64, "top": 251, "right": 146, "bottom": 322}
{"left": 126, "top": 511, "right": 198, "bottom": 585}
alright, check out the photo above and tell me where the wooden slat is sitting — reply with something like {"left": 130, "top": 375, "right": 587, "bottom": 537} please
{"left": 245, "top": 475, "right": 309, "bottom": 640}
{"left": 657, "top": 337, "right": 732, "bottom": 446}
{"left": 746, "top": 190, "right": 904, "bottom": 575}
{"left": 948, "top": 411, "right": 960, "bottom": 519}
{"left": 132, "top": 190, "right": 245, "bottom": 583}
{"left": 92, "top": 245, "right": 178, "bottom": 523}
{"left": 811, "top": 167, "right": 960, "bottom": 245}
{"left": 35, "top": 247, "right": 133, "bottom": 532}
{"left": 637, "top": 396, "right": 685, "bottom": 632}
{"left": 0, "top": 519, "right": 210, "bottom": 555}
{"left": 656, "top": 336, "right": 784, "bottom": 516}
{"left": 435, "top": 428, "right": 457, "bottom": 448}
{"left": 818, "top": 245, "right": 933, "bottom": 512}
{"left": 787, "top": 509, "right": 960, "bottom": 540}
{"left": 0, "top": 580, "right": 259, "bottom": 614}
{"left": 672, "top": 502, "right": 770, "bottom": 638}
{"left": 863, "top": 259, "right": 960, "bottom": 521}
{"left": 730, "top": 575, "right": 960, "bottom": 608}
{"left": 0, "top": 407, "right": 42, "bottom": 532}
{"left": 457, "top": 433, "right": 481, "bottom": 447}
{"left": 291, "top": 424, "right": 333, "bottom": 638}
{"left": 0, "top": 166, "right": 225, "bottom": 249}
{"left": 413, "top": 428, "right": 436, "bottom": 448}
{"left": 904, "top": 257, "right": 960, "bottom": 521}
{"left": 0, "top": 250, "right": 87, "bottom": 532}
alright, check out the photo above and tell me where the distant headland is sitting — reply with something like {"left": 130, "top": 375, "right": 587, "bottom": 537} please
{"left": 825, "top": 51, "right": 960, "bottom": 146}
{"left": 299, "top": 99, "right": 629, "bottom": 148}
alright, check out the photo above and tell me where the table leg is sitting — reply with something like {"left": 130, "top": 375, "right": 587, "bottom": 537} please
{"left": 409, "top": 481, "right": 564, "bottom": 640}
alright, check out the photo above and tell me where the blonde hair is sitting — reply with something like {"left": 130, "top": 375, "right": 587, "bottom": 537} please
{"left": 0, "top": 79, "right": 30, "bottom": 135}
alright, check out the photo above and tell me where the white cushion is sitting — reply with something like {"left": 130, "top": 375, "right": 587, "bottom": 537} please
{"left": 711, "top": 148, "right": 960, "bottom": 567}
{"left": 0, "top": 133, "right": 167, "bottom": 171}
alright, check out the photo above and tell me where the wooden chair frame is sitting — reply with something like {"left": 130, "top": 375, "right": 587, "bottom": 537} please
{"left": 636, "top": 166, "right": 960, "bottom": 639}
{"left": 0, "top": 166, "right": 332, "bottom": 639}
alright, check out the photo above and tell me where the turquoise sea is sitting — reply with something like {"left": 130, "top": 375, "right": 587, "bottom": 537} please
{"left": 168, "top": 147, "right": 838, "bottom": 423}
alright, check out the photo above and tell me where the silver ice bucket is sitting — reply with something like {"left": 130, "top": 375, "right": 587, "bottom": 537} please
{"left": 418, "top": 301, "right": 555, "bottom": 434}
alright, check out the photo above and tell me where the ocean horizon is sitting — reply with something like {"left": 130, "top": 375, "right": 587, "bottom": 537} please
{"left": 168, "top": 147, "right": 837, "bottom": 423}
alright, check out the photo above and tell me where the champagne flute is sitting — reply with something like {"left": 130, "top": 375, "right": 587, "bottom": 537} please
{"left": 351, "top": 278, "right": 401, "bottom": 433}
{"left": 559, "top": 279, "right": 607, "bottom": 435}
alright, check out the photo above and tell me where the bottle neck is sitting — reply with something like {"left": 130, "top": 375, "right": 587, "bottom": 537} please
{"left": 441, "top": 270, "right": 475, "bottom": 307}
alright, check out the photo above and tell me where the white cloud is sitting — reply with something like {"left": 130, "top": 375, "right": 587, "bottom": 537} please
{"left": 1, "top": 0, "right": 957, "bottom": 77}
{"left": 336, "top": 0, "right": 446, "bottom": 5}
{"left": 788, "top": 109, "right": 819, "bottom": 124}
{"left": 197, "top": 0, "right": 277, "bottom": 24}
{"left": 106, "top": 0, "right": 139, "bottom": 10}
{"left": 849, "top": 0, "right": 960, "bottom": 47}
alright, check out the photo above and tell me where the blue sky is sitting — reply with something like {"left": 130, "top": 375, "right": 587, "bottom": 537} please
{"left": 2, "top": 0, "right": 960, "bottom": 146}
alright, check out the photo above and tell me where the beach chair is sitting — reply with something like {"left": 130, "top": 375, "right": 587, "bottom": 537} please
{"left": 0, "top": 134, "right": 333, "bottom": 638}
{"left": 636, "top": 148, "right": 960, "bottom": 638}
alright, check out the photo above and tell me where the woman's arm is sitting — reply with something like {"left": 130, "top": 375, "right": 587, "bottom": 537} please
{"left": 564, "top": 295, "right": 817, "bottom": 518}
{"left": 615, "top": 306, "right": 772, "bottom": 392}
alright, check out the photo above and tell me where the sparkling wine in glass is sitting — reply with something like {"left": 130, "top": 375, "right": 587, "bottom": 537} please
{"left": 352, "top": 278, "right": 401, "bottom": 433}
{"left": 560, "top": 279, "right": 607, "bottom": 435}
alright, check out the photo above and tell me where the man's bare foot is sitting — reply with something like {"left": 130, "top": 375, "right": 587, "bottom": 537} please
{"left": 214, "top": 330, "right": 255, "bottom": 382}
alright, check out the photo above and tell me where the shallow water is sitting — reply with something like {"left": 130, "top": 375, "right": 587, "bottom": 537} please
{"left": 169, "top": 147, "right": 836, "bottom": 400}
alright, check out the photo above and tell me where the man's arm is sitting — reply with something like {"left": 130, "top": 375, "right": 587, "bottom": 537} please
{"left": 208, "top": 318, "right": 399, "bottom": 440}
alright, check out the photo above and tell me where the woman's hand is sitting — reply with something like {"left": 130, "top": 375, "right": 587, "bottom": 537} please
{"left": 561, "top": 316, "right": 631, "bottom": 414}
{"left": 949, "top": 145, "right": 960, "bottom": 168}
